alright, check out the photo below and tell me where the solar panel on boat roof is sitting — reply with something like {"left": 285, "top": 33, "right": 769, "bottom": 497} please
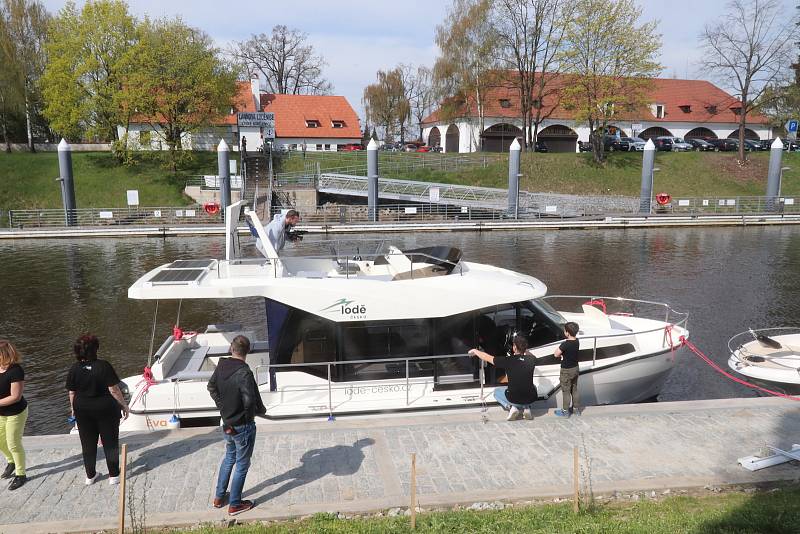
{"left": 148, "top": 269, "right": 205, "bottom": 283}
{"left": 168, "top": 260, "right": 214, "bottom": 269}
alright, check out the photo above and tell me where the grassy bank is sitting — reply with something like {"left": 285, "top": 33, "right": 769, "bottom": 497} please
{"left": 0, "top": 151, "right": 220, "bottom": 210}
{"left": 191, "top": 487, "right": 800, "bottom": 533}
{"left": 280, "top": 150, "right": 800, "bottom": 197}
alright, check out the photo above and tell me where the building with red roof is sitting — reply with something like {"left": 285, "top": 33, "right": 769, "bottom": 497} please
{"left": 422, "top": 75, "right": 774, "bottom": 153}
{"left": 118, "top": 77, "right": 361, "bottom": 152}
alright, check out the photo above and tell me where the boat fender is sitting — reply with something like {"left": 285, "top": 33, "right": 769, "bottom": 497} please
{"left": 203, "top": 202, "right": 220, "bottom": 215}
{"left": 167, "top": 414, "right": 181, "bottom": 430}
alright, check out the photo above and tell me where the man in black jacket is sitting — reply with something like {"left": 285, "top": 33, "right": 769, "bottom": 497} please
{"left": 208, "top": 335, "right": 266, "bottom": 515}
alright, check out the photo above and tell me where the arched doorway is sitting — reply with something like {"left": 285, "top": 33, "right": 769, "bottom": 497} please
{"left": 639, "top": 126, "right": 673, "bottom": 140}
{"left": 445, "top": 124, "right": 459, "bottom": 153}
{"left": 538, "top": 124, "right": 579, "bottom": 153}
{"left": 481, "top": 123, "right": 522, "bottom": 152}
{"left": 727, "top": 128, "right": 760, "bottom": 140}
{"left": 427, "top": 126, "right": 441, "bottom": 148}
{"left": 685, "top": 127, "right": 716, "bottom": 140}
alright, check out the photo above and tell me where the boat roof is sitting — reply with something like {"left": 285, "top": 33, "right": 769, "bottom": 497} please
{"left": 127, "top": 257, "right": 547, "bottom": 322}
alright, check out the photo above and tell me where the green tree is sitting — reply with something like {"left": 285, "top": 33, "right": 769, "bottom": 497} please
{"left": 363, "top": 68, "right": 410, "bottom": 143}
{"left": 561, "top": 0, "right": 661, "bottom": 163}
{"left": 433, "top": 0, "right": 498, "bottom": 151}
{"left": 0, "top": 12, "right": 23, "bottom": 151}
{"left": 122, "top": 17, "right": 237, "bottom": 172}
{"left": 0, "top": 0, "right": 49, "bottom": 152}
{"left": 41, "top": 0, "right": 136, "bottom": 141}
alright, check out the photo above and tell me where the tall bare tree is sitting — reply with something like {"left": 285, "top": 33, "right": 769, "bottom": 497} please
{"left": 493, "top": 0, "right": 573, "bottom": 151}
{"left": 0, "top": 0, "right": 48, "bottom": 152}
{"left": 399, "top": 64, "right": 435, "bottom": 142}
{"left": 232, "top": 25, "right": 332, "bottom": 95}
{"left": 699, "top": 0, "right": 797, "bottom": 162}
{"left": 363, "top": 68, "right": 409, "bottom": 143}
{"left": 433, "top": 0, "right": 498, "bottom": 151}
{"left": 562, "top": 0, "right": 661, "bottom": 163}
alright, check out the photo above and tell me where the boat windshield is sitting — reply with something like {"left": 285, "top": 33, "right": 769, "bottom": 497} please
{"left": 530, "top": 298, "right": 566, "bottom": 328}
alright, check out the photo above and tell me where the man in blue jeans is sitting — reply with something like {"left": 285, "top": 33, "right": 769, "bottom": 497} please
{"left": 208, "top": 335, "right": 266, "bottom": 515}
{"left": 469, "top": 335, "right": 537, "bottom": 421}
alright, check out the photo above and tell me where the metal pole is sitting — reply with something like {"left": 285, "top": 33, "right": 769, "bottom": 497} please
{"left": 218, "top": 139, "right": 231, "bottom": 221}
{"left": 58, "top": 139, "right": 77, "bottom": 226}
{"left": 639, "top": 139, "right": 656, "bottom": 213}
{"left": 508, "top": 138, "right": 521, "bottom": 217}
{"left": 367, "top": 139, "right": 379, "bottom": 222}
{"left": 327, "top": 363, "right": 333, "bottom": 421}
{"left": 765, "top": 138, "right": 784, "bottom": 211}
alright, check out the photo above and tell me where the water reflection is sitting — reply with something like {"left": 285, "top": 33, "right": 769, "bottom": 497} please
{"left": 1, "top": 226, "right": 798, "bottom": 434}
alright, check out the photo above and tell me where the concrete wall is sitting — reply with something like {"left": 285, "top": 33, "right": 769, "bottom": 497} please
{"left": 275, "top": 137, "right": 361, "bottom": 151}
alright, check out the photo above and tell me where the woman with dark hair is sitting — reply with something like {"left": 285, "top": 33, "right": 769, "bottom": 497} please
{"left": 66, "top": 334, "right": 129, "bottom": 485}
{"left": 0, "top": 340, "right": 28, "bottom": 490}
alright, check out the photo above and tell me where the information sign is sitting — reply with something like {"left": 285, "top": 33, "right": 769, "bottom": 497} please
{"left": 786, "top": 119, "right": 798, "bottom": 140}
{"left": 126, "top": 190, "right": 139, "bottom": 206}
{"left": 237, "top": 112, "right": 275, "bottom": 138}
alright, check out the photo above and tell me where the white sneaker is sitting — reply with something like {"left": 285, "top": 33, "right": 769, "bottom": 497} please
{"left": 108, "top": 476, "right": 120, "bottom": 485}
{"left": 85, "top": 473, "right": 99, "bottom": 485}
{"left": 524, "top": 408, "right": 534, "bottom": 420}
{"left": 507, "top": 407, "right": 522, "bottom": 421}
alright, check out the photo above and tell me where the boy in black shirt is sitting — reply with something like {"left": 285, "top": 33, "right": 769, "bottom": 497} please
{"left": 469, "top": 335, "right": 537, "bottom": 421}
{"left": 554, "top": 322, "right": 580, "bottom": 417}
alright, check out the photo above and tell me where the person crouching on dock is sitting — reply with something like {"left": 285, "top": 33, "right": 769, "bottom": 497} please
{"left": 469, "top": 335, "right": 537, "bottom": 421}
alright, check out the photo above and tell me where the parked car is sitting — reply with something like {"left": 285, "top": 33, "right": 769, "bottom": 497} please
{"left": 622, "top": 137, "right": 646, "bottom": 151}
{"left": 429, "top": 145, "right": 443, "bottom": 152}
{"left": 741, "top": 139, "right": 765, "bottom": 151}
{"left": 784, "top": 139, "right": 800, "bottom": 151}
{"left": 534, "top": 140, "right": 549, "bottom": 152}
{"left": 687, "top": 138, "right": 715, "bottom": 151}
{"left": 578, "top": 141, "right": 593, "bottom": 152}
{"left": 653, "top": 136, "right": 674, "bottom": 151}
{"left": 705, "top": 138, "right": 739, "bottom": 151}
{"left": 671, "top": 137, "right": 693, "bottom": 151}
{"left": 604, "top": 135, "right": 632, "bottom": 152}
{"left": 415, "top": 145, "right": 431, "bottom": 152}
{"left": 340, "top": 144, "right": 363, "bottom": 151}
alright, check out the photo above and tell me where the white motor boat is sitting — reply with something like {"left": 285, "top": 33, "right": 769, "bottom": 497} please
{"left": 117, "top": 201, "right": 690, "bottom": 432}
{"left": 728, "top": 328, "right": 800, "bottom": 395}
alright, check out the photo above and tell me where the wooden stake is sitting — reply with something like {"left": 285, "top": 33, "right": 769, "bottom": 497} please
{"left": 410, "top": 452, "right": 417, "bottom": 529}
{"left": 118, "top": 443, "right": 128, "bottom": 534}
{"left": 573, "top": 445, "right": 580, "bottom": 513}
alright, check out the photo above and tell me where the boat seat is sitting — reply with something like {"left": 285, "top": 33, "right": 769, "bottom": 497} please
{"left": 167, "top": 346, "right": 210, "bottom": 378}
{"left": 581, "top": 304, "right": 612, "bottom": 329}
{"left": 172, "top": 370, "right": 214, "bottom": 381}
{"left": 205, "top": 323, "right": 243, "bottom": 333}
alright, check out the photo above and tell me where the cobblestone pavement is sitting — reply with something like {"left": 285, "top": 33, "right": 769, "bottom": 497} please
{"left": 1, "top": 398, "right": 798, "bottom": 533}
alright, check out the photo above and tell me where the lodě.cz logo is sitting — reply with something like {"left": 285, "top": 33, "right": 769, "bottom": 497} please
{"left": 320, "top": 298, "right": 367, "bottom": 318}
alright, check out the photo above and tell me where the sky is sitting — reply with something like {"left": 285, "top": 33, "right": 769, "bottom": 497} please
{"left": 40, "top": 0, "right": 796, "bottom": 118}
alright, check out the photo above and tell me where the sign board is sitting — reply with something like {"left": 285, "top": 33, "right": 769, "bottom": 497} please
{"left": 229, "top": 160, "right": 237, "bottom": 175}
{"left": 126, "top": 190, "right": 139, "bottom": 206}
{"left": 99, "top": 211, "right": 113, "bottom": 219}
{"left": 429, "top": 187, "right": 440, "bottom": 202}
{"left": 631, "top": 123, "right": 643, "bottom": 135}
{"left": 404, "top": 207, "right": 418, "bottom": 214}
{"left": 545, "top": 205, "right": 558, "bottom": 213}
{"left": 153, "top": 210, "right": 162, "bottom": 218}
{"left": 237, "top": 112, "right": 275, "bottom": 138}
{"left": 786, "top": 119, "right": 798, "bottom": 140}
{"left": 678, "top": 199, "right": 691, "bottom": 206}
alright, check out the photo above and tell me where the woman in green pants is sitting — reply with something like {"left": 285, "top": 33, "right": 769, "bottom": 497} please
{"left": 0, "top": 340, "right": 28, "bottom": 490}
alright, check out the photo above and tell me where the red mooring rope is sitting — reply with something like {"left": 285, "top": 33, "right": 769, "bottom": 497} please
{"left": 671, "top": 331, "right": 800, "bottom": 401}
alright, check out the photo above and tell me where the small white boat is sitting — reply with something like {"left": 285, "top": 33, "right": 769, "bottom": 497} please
{"left": 116, "top": 201, "right": 690, "bottom": 432}
{"left": 728, "top": 328, "right": 800, "bottom": 395}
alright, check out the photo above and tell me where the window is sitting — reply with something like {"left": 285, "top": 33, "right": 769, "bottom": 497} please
{"left": 705, "top": 104, "right": 718, "bottom": 114}
{"left": 316, "top": 144, "right": 323, "bottom": 150}
{"left": 332, "top": 121, "right": 344, "bottom": 128}
{"left": 340, "top": 320, "right": 432, "bottom": 381}
{"left": 655, "top": 104, "right": 665, "bottom": 119}
{"left": 679, "top": 105, "right": 691, "bottom": 113}
{"left": 290, "top": 144, "right": 297, "bottom": 150}
{"left": 532, "top": 99, "right": 542, "bottom": 109}
{"left": 139, "top": 130, "right": 151, "bottom": 148}
{"left": 306, "top": 120, "right": 320, "bottom": 128}
{"left": 499, "top": 99, "right": 511, "bottom": 108}
{"left": 730, "top": 106, "right": 742, "bottom": 115}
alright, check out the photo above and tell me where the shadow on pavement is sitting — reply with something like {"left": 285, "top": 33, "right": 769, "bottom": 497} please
{"left": 247, "top": 438, "right": 375, "bottom": 503}
{"left": 125, "top": 429, "right": 220, "bottom": 477}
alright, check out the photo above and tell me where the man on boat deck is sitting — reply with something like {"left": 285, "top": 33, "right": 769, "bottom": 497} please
{"left": 208, "top": 335, "right": 266, "bottom": 516}
{"left": 469, "top": 335, "right": 537, "bottom": 421}
{"left": 264, "top": 209, "right": 301, "bottom": 253}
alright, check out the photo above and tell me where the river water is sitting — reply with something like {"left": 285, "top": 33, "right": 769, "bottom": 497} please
{"left": 2, "top": 226, "right": 799, "bottom": 435}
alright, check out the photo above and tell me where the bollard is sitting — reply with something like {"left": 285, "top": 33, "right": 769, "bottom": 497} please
{"left": 367, "top": 139, "right": 379, "bottom": 222}
{"left": 218, "top": 139, "right": 231, "bottom": 221}
{"left": 765, "top": 138, "right": 784, "bottom": 211}
{"left": 508, "top": 138, "right": 521, "bottom": 218}
{"left": 639, "top": 139, "right": 656, "bottom": 213}
{"left": 58, "top": 139, "right": 77, "bottom": 226}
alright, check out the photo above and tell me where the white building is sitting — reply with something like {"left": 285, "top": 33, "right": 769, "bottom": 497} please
{"left": 422, "top": 76, "right": 773, "bottom": 153}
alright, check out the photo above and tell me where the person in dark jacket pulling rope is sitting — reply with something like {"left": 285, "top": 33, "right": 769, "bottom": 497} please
{"left": 208, "top": 335, "right": 266, "bottom": 516}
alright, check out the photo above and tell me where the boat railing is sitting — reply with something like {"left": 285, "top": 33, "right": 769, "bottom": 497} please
{"left": 223, "top": 249, "right": 463, "bottom": 279}
{"left": 728, "top": 327, "right": 800, "bottom": 358}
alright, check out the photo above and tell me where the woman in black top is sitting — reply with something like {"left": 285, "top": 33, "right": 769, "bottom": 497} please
{"left": 66, "top": 334, "right": 129, "bottom": 485}
{"left": 0, "top": 340, "right": 28, "bottom": 490}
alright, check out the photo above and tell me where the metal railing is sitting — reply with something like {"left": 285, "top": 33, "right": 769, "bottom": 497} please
{"left": 651, "top": 196, "right": 800, "bottom": 215}
{"left": 728, "top": 327, "right": 800, "bottom": 356}
{"left": 269, "top": 203, "right": 517, "bottom": 223}
{"left": 183, "top": 175, "right": 244, "bottom": 190}
{"left": 7, "top": 206, "right": 224, "bottom": 228}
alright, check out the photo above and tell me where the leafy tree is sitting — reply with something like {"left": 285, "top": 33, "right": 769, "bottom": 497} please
{"left": 0, "top": 13, "right": 23, "bottom": 151}
{"left": 0, "top": 0, "right": 49, "bottom": 152}
{"left": 492, "top": 0, "right": 573, "bottom": 151}
{"left": 41, "top": 0, "right": 136, "bottom": 141}
{"left": 122, "top": 17, "right": 237, "bottom": 172}
{"left": 699, "top": 0, "right": 797, "bottom": 162}
{"left": 231, "top": 25, "right": 332, "bottom": 95}
{"left": 433, "top": 0, "right": 498, "bottom": 151}
{"left": 561, "top": 0, "right": 661, "bottom": 163}
{"left": 363, "top": 68, "right": 410, "bottom": 143}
